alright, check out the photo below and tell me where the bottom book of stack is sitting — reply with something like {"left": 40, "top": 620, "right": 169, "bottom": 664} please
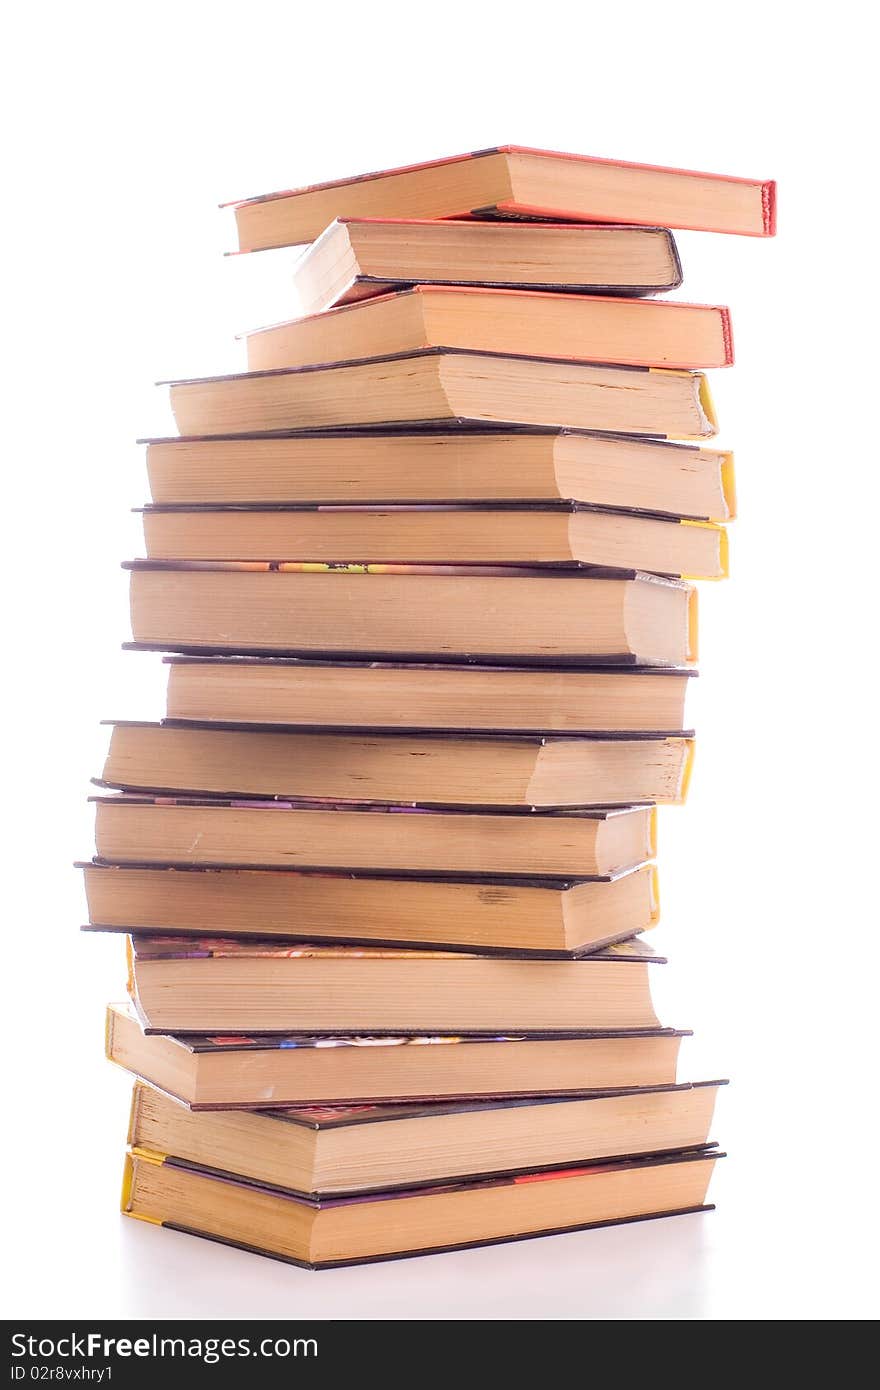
{"left": 116, "top": 1034, "right": 725, "bottom": 1268}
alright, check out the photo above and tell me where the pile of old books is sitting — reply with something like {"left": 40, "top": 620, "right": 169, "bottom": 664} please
{"left": 81, "top": 145, "right": 775, "bottom": 1269}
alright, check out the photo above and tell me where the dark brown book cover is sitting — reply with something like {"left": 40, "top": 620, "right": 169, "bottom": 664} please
{"left": 163, "top": 655, "right": 697, "bottom": 672}
{"left": 139, "top": 499, "right": 710, "bottom": 525}
{"left": 105, "top": 719, "right": 693, "bottom": 740}
{"left": 91, "top": 792, "right": 652, "bottom": 817}
{"left": 128, "top": 644, "right": 675, "bottom": 668}
{"left": 150, "top": 726, "right": 688, "bottom": 744}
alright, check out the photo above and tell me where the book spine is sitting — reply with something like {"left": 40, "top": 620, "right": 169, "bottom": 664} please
{"left": 649, "top": 864, "right": 661, "bottom": 926}
{"left": 126, "top": 1082, "right": 143, "bottom": 1147}
{"left": 120, "top": 1150, "right": 164, "bottom": 1223}
{"left": 687, "top": 588, "right": 699, "bottom": 662}
{"left": 104, "top": 1006, "right": 116, "bottom": 1063}
{"left": 719, "top": 307, "right": 735, "bottom": 366}
{"left": 721, "top": 453, "right": 737, "bottom": 520}
{"left": 679, "top": 741, "right": 697, "bottom": 804}
{"left": 697, "top": 375, "right": 718, "bottom": 434}
{"left": 679, "top": 520, "right": 729, "bottom": 581}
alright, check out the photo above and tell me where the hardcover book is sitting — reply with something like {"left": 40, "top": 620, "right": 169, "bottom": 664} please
{"left": 125, "top": 562, "right": 698, "bottom": 666}
{"left": 164, "top": 350, "right": 717, "bottom": 440}
{"left": 290, "top": 218, "right": 684, "bottom": 313}
{"left": 227, "top": 144, "right": 776, "bottom": 250}
{"left": 161, "top": 656, "right": 697, "bottom": 736}
{"left": 139, "top": 503, "right": 728, "bottom": 578}
{"left": 92, "top": 795, "right": 658, "bottom": 878}
{"left": 242, "top": 286, "right": 733, "bottom": 373}
{"left": 82, "top": 859, "right": 660, "bottom": 957}
{"left": 125, "top": 933, "right": 666, "bottom": 1035}
{"left": 123, "top": 1145, "right": 721, "bottom": 1267}
{"left": 98, "top": 722, "right": 695, "bottom": 809}
{"left": 106, "top": 1001, "right": 689, "bottom": 1106}
{"left": 143, "top": 429, "right": 736, "bottom": 521}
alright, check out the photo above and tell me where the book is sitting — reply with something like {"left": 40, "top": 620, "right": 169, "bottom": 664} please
{"left": 143, "top": 430, "right": 736, "bottom": 522}
{"left": 291, "top": 218, "right": 684, "bottom": 314}
{"left": 81, "top": 860, "right": 660, "bottom": 957}
{"left": 165, "top": 351, "right": 717, "bottom": 439}
{"left": 243, "top": 287, "right": 733, "bottom": 373}
{"left": 106, "top": 1001, "right": 688, "bottom": 1106}
{"left": 92, "top": 795, "right": 657, "bottom": 877}
{"left": 122, "top": 1145, "right": 720, "bottom": 1267}
{"left": 126, "top": 563, "right": 698, "bottom": 665}
{"left": 126, "top": 934, "right": 665, "bottom": 1034}
{"left": 99, "top": 723, "right": 694, "bottom": 809}
{"left": 227, "top": 145, "right": 776, "bottom": 250}
{"left": 163, "top": 657, "right": 695, "bottom": 735}
{"left": 140, "top": 504, "right": 728, "bottom": 578}
{"left": 128, "top": 1078, "right": 723, "bottom": 1197}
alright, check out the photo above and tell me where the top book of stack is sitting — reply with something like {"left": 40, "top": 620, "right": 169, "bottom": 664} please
{"left": 226, "top": 145, "right": 777, "bottom": 252}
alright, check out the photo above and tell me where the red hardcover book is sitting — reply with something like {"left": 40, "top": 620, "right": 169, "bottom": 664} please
{"left": 227, "top": 145, "right": 777, "bottom": 251}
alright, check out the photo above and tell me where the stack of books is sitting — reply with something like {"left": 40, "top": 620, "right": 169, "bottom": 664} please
{"left": 81, "top": 145, "right": 775, "bottom": 1270}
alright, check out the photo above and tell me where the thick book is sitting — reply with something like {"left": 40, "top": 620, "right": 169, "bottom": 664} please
{"left": 123, "top": 1145, "right": 720, "bottom": 1268}
{"left": 99, "top": 722, "right": 695, "bottom": 809}
{"left": 81, "top": 860, "right": 659, "bottom": 957}
{"left": 92, "top": 795, "right": 657, "bottom": 877}
{"left": 143, "top": 429, "right": 736, "bottom": 523}
{"left": 126, "top": 563, "right": 698, "bottom": 665}
{"left": 165, "top": 350, "right": 717, "bottom": 440}
{"left": 106, "top": 1001, "right": 688, "bottom": 1106}
{"left": 125, "top": 934, "right": 665, "bottom": 1034}
{"left": 140, "top": 504, "right": 728, "bottom": 578}
{"left": 243, "top": 287, "right": 733, "bottom": 373}
{"left": 227, "top": 145, "right": 776, "bottom": 250}
{"left": 163, "top": 657, "right": 696, "bottom": 736}
{"left": 128, "top": 1078, "right": 723, "bottom": 1198}
{"left": 291, "top": 218, "right": 683, "bottom": 314}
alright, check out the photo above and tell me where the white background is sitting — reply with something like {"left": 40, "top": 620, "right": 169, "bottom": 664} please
{"left": 2, "top": 0, "right": 878, "bottom": 1321}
